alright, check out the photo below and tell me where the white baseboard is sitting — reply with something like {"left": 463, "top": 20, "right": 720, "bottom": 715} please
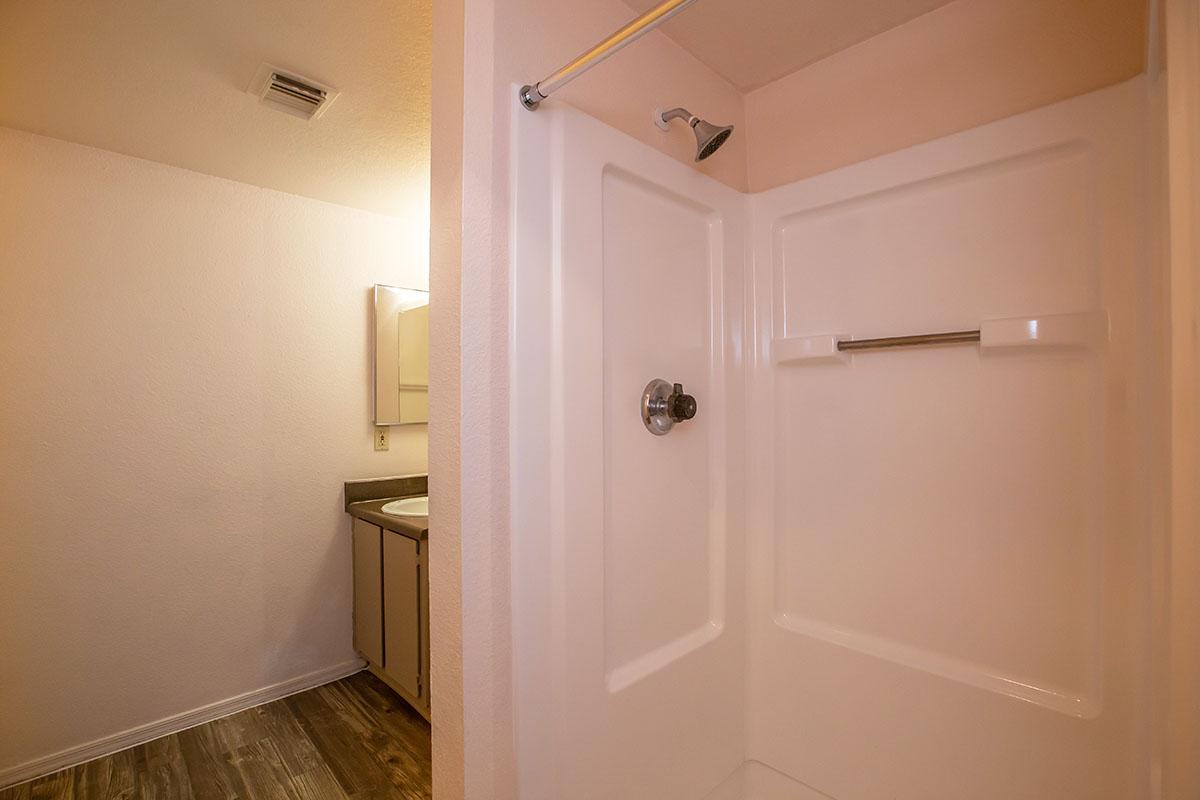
{"left": 0, "top": 659, "right": 364, "bottom": 790}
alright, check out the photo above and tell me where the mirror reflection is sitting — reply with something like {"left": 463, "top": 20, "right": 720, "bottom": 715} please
{"left": 374, "top": 285, "right": 429, "bottom": 425}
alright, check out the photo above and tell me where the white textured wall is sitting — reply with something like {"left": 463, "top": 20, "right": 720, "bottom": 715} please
{"left": 0, "top": 127, "right": 428, "bottom": 777}
{"left": 428, "top": 0, "right": 465, "bottom": 795}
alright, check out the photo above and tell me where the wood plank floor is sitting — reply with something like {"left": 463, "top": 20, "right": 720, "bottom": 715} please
{"left": 0, "top": 671, "right": 431, "bottom": 800}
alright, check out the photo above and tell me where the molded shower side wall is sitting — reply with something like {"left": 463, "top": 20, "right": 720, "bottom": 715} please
{"left": 510, "top": 78, "right": 1164, "bottom": 799}
{"left": 744, "top": 77, "right": 1162, "bottom": 799}
{"left": 511, "top": 98, "right": 748, "bottom": 799}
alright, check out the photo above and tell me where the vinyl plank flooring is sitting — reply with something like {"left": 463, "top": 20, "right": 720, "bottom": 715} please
{"left": 208, "top": 708, "right": 272, "bottom": 756}
{"left": 1, "top": 671, "right": 431, "bottom": 800}
{"left": 351, "top": 675, "right": 431, "bottom": 756}
{"left": 284, "top": 688, "right": 393, "bottom": 798}
{"left": 287, "top": 764, "right": 348, "bottom": 800}
{"left": 358, "top": 720, "right": 430, "bottom": 800}
{"left": 28, "top": 769, "right": 74, "bottom": 800}
{"left": 224, "top": 739, "right": 295, "bottom": 800}
{"left": 0, "top": 781, "right": 31, "bottom": 800}
{"left": 136, "top": 735, "right": 193, "bottom": 800}
{"left": 176, "top": 724, "right": 246, "bottom": 800}
{"left": 74, "top": 746, "right": 136, "bottom": 800}
{"left": 255, "top": 699, "right": 322, "bottom": 779}
{"left": 311, "top": 680, "right": 429, "bottom": 799}
{"left": 346, "top": 677, "right": 431, "bottom": 796}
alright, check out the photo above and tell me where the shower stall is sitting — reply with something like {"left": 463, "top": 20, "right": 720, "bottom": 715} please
{"left": 486, "top": 1, "right": 1192, "bottom": 797}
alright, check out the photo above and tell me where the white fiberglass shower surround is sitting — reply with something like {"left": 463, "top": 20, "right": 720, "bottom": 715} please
{"left": 507, "top": 18, "right": 1169, "bottom": 800}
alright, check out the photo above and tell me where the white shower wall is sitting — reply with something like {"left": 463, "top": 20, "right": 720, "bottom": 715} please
{"left": 512, "top": 102, "right": 748, "bottom": 799}
{"left": 511, "top": 77, "right": 1162, "bottom": 799}
{"left": 747, "top": 77, "right": 1159, "bottom": 799}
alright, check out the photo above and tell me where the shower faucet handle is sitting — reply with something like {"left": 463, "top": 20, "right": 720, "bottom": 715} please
{"left": 641, "top": 378, "right": 697, "bottom": 435}
{"left": 668, "top": 383, "right": 697, "bottom": 422}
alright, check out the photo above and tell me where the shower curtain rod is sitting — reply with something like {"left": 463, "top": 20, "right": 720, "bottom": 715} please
{"left": 519, "top": 0, "right": 699, "bottom": 110}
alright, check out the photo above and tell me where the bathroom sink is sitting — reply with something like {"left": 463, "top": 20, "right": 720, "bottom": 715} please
{"left": 380, "top": 496, "right": 428, "bottom": 517}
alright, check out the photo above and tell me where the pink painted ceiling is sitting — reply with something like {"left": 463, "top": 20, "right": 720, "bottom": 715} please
{"left": 623, "top": 0, "right": 958, "bottom": 90}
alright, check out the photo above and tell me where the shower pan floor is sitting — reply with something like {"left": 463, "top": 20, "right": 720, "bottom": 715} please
{"left": 704, "top": 761, "right": 833, "bottom": 800}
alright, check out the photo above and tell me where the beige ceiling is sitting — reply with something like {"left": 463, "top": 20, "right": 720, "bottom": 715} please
{"left": 625, "top": 0, "right": 958, "bottom": 91}
{"left": 0, "top": 0, "right": 431, "bottom": 218}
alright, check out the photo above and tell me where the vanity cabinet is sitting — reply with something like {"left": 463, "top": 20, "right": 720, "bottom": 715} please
{"left": 351, "top": 517, "right": 430, "bottom": 719}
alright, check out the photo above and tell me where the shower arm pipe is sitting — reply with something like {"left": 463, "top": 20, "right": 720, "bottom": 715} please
{"left": 519, "top": 0, "right": 699, "bottom": 111}
{"left": 660, "top": 107, "right": 698, "bottom": 125}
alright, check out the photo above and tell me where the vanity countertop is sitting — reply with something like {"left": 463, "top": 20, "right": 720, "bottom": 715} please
{"left": 344, "top": 474, "right": 428, "bottom": 541}
{"left": 347, "top": 498, "right": 428, "bottom": 541}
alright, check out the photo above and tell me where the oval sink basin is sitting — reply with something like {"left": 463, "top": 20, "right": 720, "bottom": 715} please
{"left": 380, "top": 496, "right": 428, "bottom": 517}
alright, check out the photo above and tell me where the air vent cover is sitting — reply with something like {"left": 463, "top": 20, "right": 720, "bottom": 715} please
{"left": 248, "top": 63, "right": 339, "bottom": 121}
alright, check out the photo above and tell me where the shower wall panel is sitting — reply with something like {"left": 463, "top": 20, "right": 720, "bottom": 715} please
{"left": 746, "top": 78, "right": 1157, "bottom": 800}
{"left": 512, "top": 98, "right": 747, "bottom": 799}
{"left": 510, "top": 75, "right": 1159, "bottom": 800}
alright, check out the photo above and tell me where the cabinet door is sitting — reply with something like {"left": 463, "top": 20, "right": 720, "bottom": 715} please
{"left": 351, "top": 519, "right": 383, "bottom": 667}
{"left": 383, "top": 532, "right": 421, "bottom": 698}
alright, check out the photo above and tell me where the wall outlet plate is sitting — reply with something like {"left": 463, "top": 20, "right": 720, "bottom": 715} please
{"left": 374, "top": 426, "right": 390, "bottom": 451}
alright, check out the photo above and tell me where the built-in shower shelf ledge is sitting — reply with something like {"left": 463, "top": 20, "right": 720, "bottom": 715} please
{"left": 773, "top": 311, "right": 1109, "bottom": 365}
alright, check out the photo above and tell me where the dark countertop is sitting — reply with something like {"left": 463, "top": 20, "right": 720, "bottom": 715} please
{"left": 347, "top": 498, "right": 428, "bottom": 541}
{"left": 344, "top": 474, "right": 429, "bottom": 541}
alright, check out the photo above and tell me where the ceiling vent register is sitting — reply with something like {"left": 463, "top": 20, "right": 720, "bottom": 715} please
{"left": 248, "top": 63, "right": 339, "bottom": 121}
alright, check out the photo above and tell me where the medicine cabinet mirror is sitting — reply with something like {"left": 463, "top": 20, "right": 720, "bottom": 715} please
{"left": 373, "top": 284, "right": 429, "bottom": 425}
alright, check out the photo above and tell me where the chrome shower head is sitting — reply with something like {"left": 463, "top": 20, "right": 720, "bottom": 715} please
{"left": 692, "top": 118, "right": 734, "bottom": 161}
{"left": 656, "top": 107, "right": 734, "bottom": 162}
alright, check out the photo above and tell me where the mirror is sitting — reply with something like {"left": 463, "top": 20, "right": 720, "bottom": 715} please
{"left": 374, "top": 285, "right": 429, "bottom": 425}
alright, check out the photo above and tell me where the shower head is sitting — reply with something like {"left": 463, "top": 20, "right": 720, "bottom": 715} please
{"left": 655, "top": 107, "right": 734, "bottom": 162}
{"left": 693, "top": 118, "right": 734, "bottom": 161}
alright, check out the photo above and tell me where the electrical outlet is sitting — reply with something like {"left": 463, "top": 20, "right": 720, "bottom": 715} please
{"left": 374, "top": 426, "right": 390, "bottom": 451}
